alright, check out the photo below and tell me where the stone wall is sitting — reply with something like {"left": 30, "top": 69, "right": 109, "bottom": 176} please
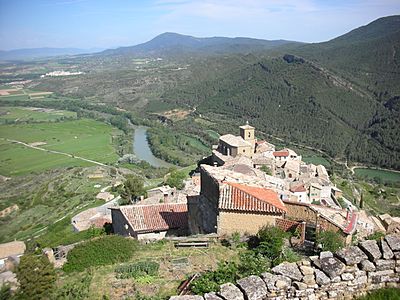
{"left": 283, "top": 200, "right": 351, "bottom": 244}
{"left": 170, "top": 233, "right": 400, "bottom": 300}
{"left": 217, "top": 211, "right": 278, "bottom": 236}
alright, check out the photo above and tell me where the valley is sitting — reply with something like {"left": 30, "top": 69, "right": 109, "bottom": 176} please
{"left": 0, "top": 14, "right": 399, "bottom": 300}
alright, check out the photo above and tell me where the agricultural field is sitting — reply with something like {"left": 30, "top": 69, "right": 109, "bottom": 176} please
{"left": 354, "top": 168, "right": 400, "bottom": 183}
{"left": 0, "top": 166, "right": 118, "bottom": 244}
{"left": 0, "top": 106, "right": 76, "bottom": 123}
{"left": 0, "top": 118, "right": 121, "bottom": 176}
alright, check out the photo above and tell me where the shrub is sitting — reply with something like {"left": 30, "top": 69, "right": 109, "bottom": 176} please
{"left": 191, "top": 261, "right": 238, "bottom": 294}
{"left": 260, "top": 165, "right": 272, "bottom": 175}
{"left": 251, "top": 225, "right": 287, "bottom": 264}
{"left": 357, "top": 288, "right": 400, "bottom": 300}
{"left": 115, "top": 261, "right": 159, "bottom": 279}
{"left": 16, "top": 254, "right": 57, "bottom": 299}
{"left": 165, "top": 169, "right": 187, "bottom": 190}
{"left": 63, "top": 235, "right": 138, "bottom": 272}
{"left": 54, "top": 273, "right": 92, "bottom": 299}
{"left": 237, "top": 250, "right": 270, "bottom": 277}
{"left": 316, "top": 230, "right": 344, "bottom": 252}
{"left": 0, "top": 284, "right": 11, "bottom": 300}
{"left": 280, "top": 247, "right": 301, "bottom": 264}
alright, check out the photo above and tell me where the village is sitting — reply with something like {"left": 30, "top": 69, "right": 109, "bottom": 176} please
{"left": 105, "top": 123, "right": 398, "bottom": 243}
{"left": 1, "top": 123, "right": 400, "bottom": 296}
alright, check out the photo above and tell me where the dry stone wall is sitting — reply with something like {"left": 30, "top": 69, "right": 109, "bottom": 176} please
{"left": 170, "top": 234, "right": 400, "bottom": 300}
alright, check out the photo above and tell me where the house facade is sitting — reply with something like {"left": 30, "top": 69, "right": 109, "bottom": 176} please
{"left": 188, "top": 165, "right": 287, "bottom": 236}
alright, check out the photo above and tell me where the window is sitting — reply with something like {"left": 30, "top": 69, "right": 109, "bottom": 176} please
{"left": 243, "top": 149, "right": 246, "bottom": 153}
{"left": 248, "top": 132, "right": 251, "bottom": 137}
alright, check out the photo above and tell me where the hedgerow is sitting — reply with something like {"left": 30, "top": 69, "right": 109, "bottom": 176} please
{"left": 63, "top": 235, "right": 137, "bottom": 273}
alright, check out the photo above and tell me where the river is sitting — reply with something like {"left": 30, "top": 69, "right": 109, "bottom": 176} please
{"left": 133, "top": 126, "right": 172, "bottom": 168}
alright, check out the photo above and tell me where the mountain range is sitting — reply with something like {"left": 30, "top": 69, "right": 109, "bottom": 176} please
{"left": 156, "top": 15, "right": 400, "bottom": 169}
{"left": 0, "top": 47, "right": 103, "bottom": 61}
{"left": 99, "top": 32, "right": 300, "bottom": 56}
{"left": 7, "top": 15, "right": 399, "bottom": 169}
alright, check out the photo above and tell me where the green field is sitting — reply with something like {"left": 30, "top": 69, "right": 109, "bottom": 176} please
{"left": 0, "top": 106, "right": 76, "bottom": 123}
{"left": 0, "top": 118, "right": 121, "bottom": 176}
{"left": 303, "top": 156, "right": 331, "bottom": 167}
{"left": 354, "top": 168, "right": 400, "bottom": 183}
{"left": 206, "top": 129, "right": 220, "bottom": 140}
{"left": 182, "top": 135, "right": 210, "bottom": 153}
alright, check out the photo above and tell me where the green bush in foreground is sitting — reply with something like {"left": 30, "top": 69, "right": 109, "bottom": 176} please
{"left": 316, "top": 230, "right": 344, "bottom": 253}
{"left": 191, "top": 261, "right": 238, "bottom": 295}
{"left": 54, "top": 272, "right": 92, "bottom": 299}
{"left": 63, "top": 235, "right": 137, "bottom": 273}
{"left": 357, "top": 288, "right": 400, "bottom": 300}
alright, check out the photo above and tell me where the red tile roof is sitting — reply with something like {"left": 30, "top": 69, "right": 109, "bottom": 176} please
{"left": 290, "top": 185, "right": 307, "bottom": 193}
{"left": 273, "top": 150, "right": 289, "bottom": 157}
{"left": 118, "top": 203, "right": 188, "bottom": 233}
{"left": 220, "top": 182, "right": 286, "bottom": 214}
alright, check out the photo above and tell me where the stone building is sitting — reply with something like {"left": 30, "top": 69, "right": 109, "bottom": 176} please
{"left": 188, "top": 165, "right": 287, "bottom": 236}
{"left": 212, "top": 123, "right": 256, "bottom": 166}
{"left": 146, "top": 185, "right": 176, "bottom": 202}
{"left": 110, "top": 203, "right": 188, "bottom": 240}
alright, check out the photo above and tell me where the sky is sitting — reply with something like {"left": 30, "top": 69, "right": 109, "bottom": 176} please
{"left": 0, "top": 0, "right": 399, "bottom": 50}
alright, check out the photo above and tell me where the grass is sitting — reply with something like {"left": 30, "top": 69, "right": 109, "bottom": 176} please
{"left": 34, "top": 200, "right": 105, "bottom": 248}
{"left": 302, "top": 156, "right": 331, "bottom": 167}
{"left": 354, "top": 168, "right": 400, "bottom": 183}
{"left": 182, "top": 135, "right": 210, "bottom": 153}
{"left": 0, "top": 106, "right": 76, "bottom": 123}
{"left": 206, "top": 129, "right": 220, "bottom": 140}
{"left": 0, "top": 118, "right": 121, "bottom": 176}
{"left": 357, "top": 288, "right": 400, "bottom": 300}
{"left": 0, "top": 166, "right": 118, "bottom": 244}
{"left": 0, "top": 139, "right": 93, "bottom": 176}
{"left": 86, "top": 240, "right": 239, "bottom": 299}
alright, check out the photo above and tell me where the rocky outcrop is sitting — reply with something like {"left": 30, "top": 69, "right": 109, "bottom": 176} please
{"left": 170, "top": 234, "right": 400, "bottom": 300}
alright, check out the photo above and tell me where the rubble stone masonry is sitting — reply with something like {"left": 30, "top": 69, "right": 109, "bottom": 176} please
{"left": 170, "top": 233, "right": 400, "bottom": 299}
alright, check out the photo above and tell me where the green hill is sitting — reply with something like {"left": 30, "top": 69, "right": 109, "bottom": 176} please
{"left": 159, "top": 16, "right": 400, "bottom": 169}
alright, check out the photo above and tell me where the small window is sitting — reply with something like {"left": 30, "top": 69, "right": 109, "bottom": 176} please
{"left": 248, "top": 132, "right": 251, "bottom": 137}
{"left": 243, "top": 149, "right": 245, "bottom": 153}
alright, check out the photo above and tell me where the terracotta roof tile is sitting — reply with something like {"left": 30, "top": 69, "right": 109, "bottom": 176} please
{"left": 290, "top": 185, "right": 307, "bottom": 193}
{"left": 220, "top": 182, "right": 286, "bottom": 213}
{"left": 119, "top": 203, "right": 187, "bottom": 233}
{"left": 273, "top": 150, "right": 289, "bottom": 157}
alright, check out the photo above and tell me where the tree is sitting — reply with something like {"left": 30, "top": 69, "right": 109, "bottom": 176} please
{"left": 165, "top": 169, "right": 187, "bottom": 190}
{"left": 120, "top": 175, "right": 145, "bottom": 205}
{"left": 260, "top": 165, "right": 272, "bottom": 175}
{"left": 16, "top": 254, "right": 57, "bottom": 300}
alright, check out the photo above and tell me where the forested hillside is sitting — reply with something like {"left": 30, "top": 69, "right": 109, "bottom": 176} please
{"left": 23, "top": 16, "right": 400, "bottom": 169}
{"left": 100, "top": 32, "right": 299, "bottom": 57}
{"left": 160, "top": 16, "right": 400, "bottom": 169}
